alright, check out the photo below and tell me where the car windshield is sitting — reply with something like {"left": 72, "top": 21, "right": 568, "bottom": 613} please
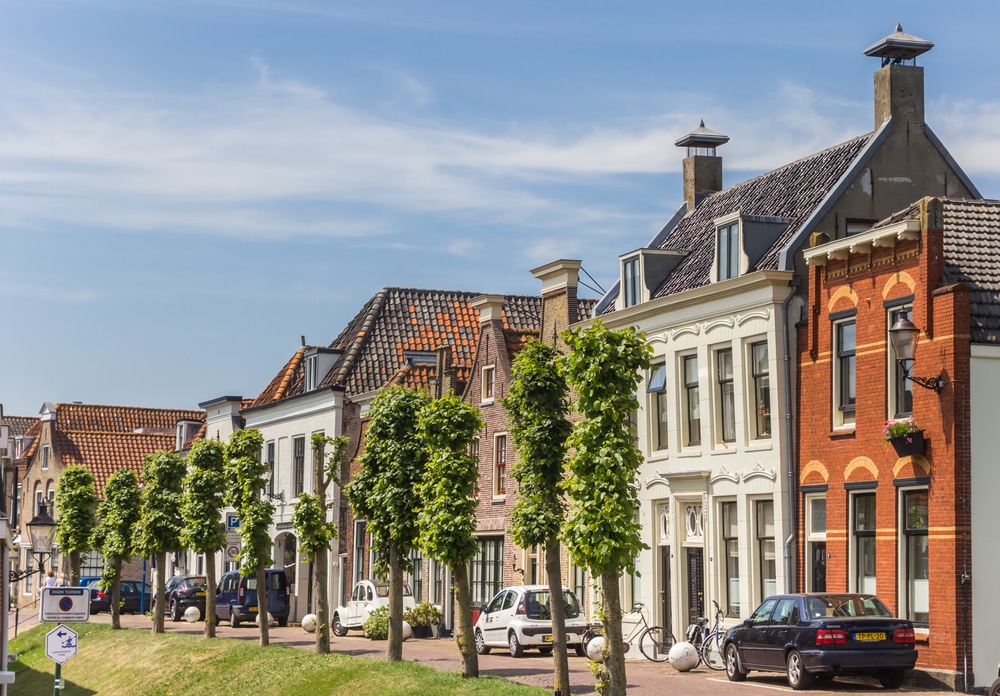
{"left": 375, "top": 584, "right": 412, "bottom": 597}
{"left": 185, "top": 577, "right": 207, "bottom": 588}
{"left": 807, "top": 594, "right": 894, "bottom": 618}
{"left": 523, "top": 590, "right": 581, "bottom": 620}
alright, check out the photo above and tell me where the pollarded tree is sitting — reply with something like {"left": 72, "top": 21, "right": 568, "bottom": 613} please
{"left": 416, "top": 394, "right": 483, "bottom": 678}
{"left": 292, "top": 433, "right": 348, "bottom": 654}
{"left": 134, "top": 450, "right": 187, "bottom": 635}
{"left": 561, "top": 320, "right": 650, "bottom": 696}
{"left": 91, "top": 469, "right": 141, "bottom": 630}
{"left": 54, "top": 465, "right": 98, "bottom": 587}
{"left": 180, "top": 438, "right": 227, "bottom": 638}
{"left": 225, "top": 428, "right": 274, "bottom": 647}
{"left": 344, "top": 386, "right": 430, "bottom": 662}
{"left": 502, "top": 339, "right": 574, "bottom": 694}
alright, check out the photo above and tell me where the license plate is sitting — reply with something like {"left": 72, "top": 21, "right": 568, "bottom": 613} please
{"left": 249, "top": 606, "right": 257, "bottom": 612}
{"left": 855, "top": 632, "right": 885, "bottom": 641}
{"left": 196, "top": 592, "right": 206, "bottom": 597}
{"left": 542, "top": 635, "right": 553, "bottom": 643}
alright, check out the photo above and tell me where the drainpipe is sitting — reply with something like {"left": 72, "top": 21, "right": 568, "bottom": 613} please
{"left": 781, "top": 277, "right": 800, "bottom": 593}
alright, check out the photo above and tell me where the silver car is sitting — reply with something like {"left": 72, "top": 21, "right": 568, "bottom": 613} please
{"left": 474, "top": 585, "right": 589, "bottom": 657}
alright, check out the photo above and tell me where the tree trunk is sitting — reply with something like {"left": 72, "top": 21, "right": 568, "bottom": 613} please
{"left": 452, "top": 563, "right": 478, "bottom": 678}
{"left": 257, "top": 563, "right": 269, "bottom": 647}
{"left": 204, "top": 552, "right": 216, "bottom": 639}
{"left": 387, "top": 542, "right": 403, "bottom": 662}
{"left": 314, "top": 449, "right": 330, "bottom": 654}
{"left": 600, "top": 569, "right": 627, "bottom": 696}
{"left": 546, "top": 542, "right": 570, "bottom": 696}
{"left": 314, "top": 545, "right": 329, "bottom": 654}
{"left": 69, "top": 550, "right": 80, "bottom": 587}
{"left": 152, "top": 552, "right": 166, "bottom": 634}
{"left": 109, "top": 557, "right": 122, "bottom": 630}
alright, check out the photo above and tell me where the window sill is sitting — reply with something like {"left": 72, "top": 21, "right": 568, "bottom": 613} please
{"left": 491, "top": 495, "right": 506, "bottom": 504}
{"left": 647, "top": 451, "right": 670, "bottom": 463}
{"left": 710, "top": 448, "right": 737, "bottom": 456}
{"left": 480, "top": 398, "right": 495, "bottom": 407}
{"left": 745, "top": 442, "right": 773, "bottom": 452}
{"left": 828, "top": 427, "right": 856, "bottom": 439}
{"left": 677, "top": 450, "right": 703, "bottom": 459}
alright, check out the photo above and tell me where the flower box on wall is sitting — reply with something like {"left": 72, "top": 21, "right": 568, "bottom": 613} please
{"left": 889, "top": 430, "right": 925, "bottom": 456}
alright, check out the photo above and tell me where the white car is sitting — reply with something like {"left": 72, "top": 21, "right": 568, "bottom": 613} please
{"left": 474, "top": 585, "right": 589, "bottom": 657}
{"left": 332, "top": 580, "right": 415, "bottom": 636}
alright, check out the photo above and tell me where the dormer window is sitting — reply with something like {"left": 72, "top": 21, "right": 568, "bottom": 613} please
{"left": 622, "top": 256, "right": 640, "bottom": 308}
{"left": 305, "top": 354, "right": 320, "bottom": 392}
{"left": 302, "top": 348, "right": 343, "bottom": 393}
{"left": 717, "top": 220, "right": 740, "bottom": 281}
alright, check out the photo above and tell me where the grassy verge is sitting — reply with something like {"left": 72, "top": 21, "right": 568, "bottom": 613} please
{"left": 10, "top": 623, "right": 545, "bottom": 696}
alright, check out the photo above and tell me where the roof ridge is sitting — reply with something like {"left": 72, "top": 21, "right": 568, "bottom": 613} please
{"left": 332, "top": 287, "right": 389, "bottom": 386}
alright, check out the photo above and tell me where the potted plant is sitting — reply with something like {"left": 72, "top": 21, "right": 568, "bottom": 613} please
{"left": 407, "top": 602, "right": 443, "bottom": 638}
{"left": 882, "top": 417, "right": 925, "bottom": 456}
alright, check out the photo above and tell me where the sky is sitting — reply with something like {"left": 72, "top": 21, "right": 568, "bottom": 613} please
{"left": 3, "top": 1, "right": 1000, "bottom": 417}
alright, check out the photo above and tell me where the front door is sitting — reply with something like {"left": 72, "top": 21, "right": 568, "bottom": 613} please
{"left": 686, "top": 547, "right": 704, "bottom": 624}
{"left": 660, "top": 547, "right": 673, "bottom": 633}
{"left": 811, "top": 542, "right": 827, "bottom": 592}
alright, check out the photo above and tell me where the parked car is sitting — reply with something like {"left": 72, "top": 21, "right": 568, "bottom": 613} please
{"left": 332, "top": 580, "right": 415, "bottom": 636}
{"left": 161, "top": 575, "right": 208, "bottom": 621}
{"left": 722, "top": 593, "right": 916, "bottom": 690}
{"left": 89, "top": 580, "right": 153, "bottom": 615}
{"left": 990, "top": 663, "right": 1000, "bottom": 696}
{"left": 215, "top": 569, "right": 289, "bottom": 627}
{"left": 473, "top": 585, "right": 589, "bottom": 657}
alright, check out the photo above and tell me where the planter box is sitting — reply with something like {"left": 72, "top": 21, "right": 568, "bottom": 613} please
{"left": 410, "top": 625, "right": 431, "bottom": 639}
{"left": 889, "top": 430, "right": 925, "bottom": 456}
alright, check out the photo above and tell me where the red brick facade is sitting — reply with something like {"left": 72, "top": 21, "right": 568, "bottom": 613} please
{"left": 797, "top": 198, "right": 972, "bottom": 687}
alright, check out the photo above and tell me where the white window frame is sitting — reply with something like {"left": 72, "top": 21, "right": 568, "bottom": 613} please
{"left": 754, "top": 499, "right": 776, "bottom": 604}
{"left": 716, "top": 347, "right": 736, "bottom": 444}
{"left": 720, "top": 500, "right": 740, "bottom": 618}
{"left": 832, "top": 315, "right": 857, "bottom": 428}
{"left": 41, "top": 445, "right": 49, "bottom": 471}
{"left": 292, "top": 435, "right": 306, "bottom": 498}
{"left": 850, "top": 491, "right": 877, "bottom": 594}
{"left": 622, "top": 255, "right": 640, "bottom": 308}
{"left": 492, "top": 433, "right": 507, "bottom": 498}
{"left": 716, "top": 220, "right": 741, "bottom": 281}
{"left": 681, "top": 354, "right": 701, "bottom": 446}
{"left": 804, "top": 493, "right": 827, "bottom": 593}
{"left": 898, "top": 486, "right": 929, "bottom": 626}
{"left": 749, "top": 340, "right": 771, "bottom": 440}
{"left": 647, "top": 362, "right": 668, "bottom": 451}
{"left": 482, "top": 365, "right": 496, "bottom": 404}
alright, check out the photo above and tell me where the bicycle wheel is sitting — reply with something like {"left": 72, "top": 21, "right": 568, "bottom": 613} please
{"left": 638, "top": 626, "right": 674, "bottom": 662}
{"left": 701, "top": 631, "right": 726, "bottom": 671}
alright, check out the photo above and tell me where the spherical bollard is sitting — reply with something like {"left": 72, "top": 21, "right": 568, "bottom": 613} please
{"left": 183, "top": 606, "right": 200, "bottom": 623}
{"left": 668, "top": 641, "right": 700, "bottom": 672}
{"left": 255, "top": 612, "right": 277, "bottom": 627}
{"left": 401, "top": 620, "right": 412, "bottom": 641}
{"left": 585, "top": 636, "right": 605, "bottom": 663}
{"left": 302, "top": 614, "right": 318, "bottom": 633}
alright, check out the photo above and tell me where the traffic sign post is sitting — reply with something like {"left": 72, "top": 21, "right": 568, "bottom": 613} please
{"left": 45, "top": 624, "right": 78, "bottom": 695}
{"left": 40, "top": 588, "right": 90, "bottom": 623}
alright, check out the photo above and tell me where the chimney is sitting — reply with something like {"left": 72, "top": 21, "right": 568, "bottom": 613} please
{"left": 471, "top": 294, "right": 505, "bottom": 327}
{"left": 530, "top": 259, "right": 581, "bottom": 350}
{"left": 675, "top": 121, "right": 729, "bottom": 212}
{"left": 865, "top": 24, "right": 933, "bottom": 130}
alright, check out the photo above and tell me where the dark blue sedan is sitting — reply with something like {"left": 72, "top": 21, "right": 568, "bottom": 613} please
{"left": 723, "top": 593, "right": 916, "bottom": 690}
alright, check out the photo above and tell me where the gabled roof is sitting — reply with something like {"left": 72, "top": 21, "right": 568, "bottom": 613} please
{"left": 26, "top": 403, "right": 204, "bottom": 496}
{"left": 940, "top": 199, "right": 1000, "bottom": 344}
{"left": 250, "top": 288, "right": 599, "bottom": 405}
{"left": 4, "top": 415, "right": 38, "bottom": 437}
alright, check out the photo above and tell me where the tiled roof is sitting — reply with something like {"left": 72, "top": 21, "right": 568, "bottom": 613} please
{"left": 251, "top": 288, "right": 547, "bottom": 402}
{"left": 602, "top": 134, "right": 875, "bottom": 311}
{"left": 4, "top": 416, "right": 38, "bottom": 437}
{"left": 31, "top": 403, "right": 204, "bottom": 496}
{"left": 940, "top": 199, "right": 1000, "bottom": 344}
{"left": 504, "top": 328, "right": 538, "bottom": 358}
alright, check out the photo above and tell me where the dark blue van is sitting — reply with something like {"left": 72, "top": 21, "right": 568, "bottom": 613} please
{"left": 215, "top": 569, "right": 289, "bottom": 627}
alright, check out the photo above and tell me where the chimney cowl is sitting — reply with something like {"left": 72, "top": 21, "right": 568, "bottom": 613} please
{"left": 864, "top": 23, "right": 933, "bottom": 65}
{"left": 675, "top": 120, "right": 730, "bottom": 151}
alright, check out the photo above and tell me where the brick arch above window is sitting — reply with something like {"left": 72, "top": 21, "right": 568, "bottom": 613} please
{"left": 892, "top": 454, "right": 930, "bottom": 477}
{"left": 826, "top": 286, "right": 859, "bottom": 313}
{"left": 800, "top": 460, "right": 830, "bottom": 485}
{"left": 881, "top": 271, "right": 917, "bottom": 299}
{"left": 844, "top": 457, "right": 879, "bottom": 481}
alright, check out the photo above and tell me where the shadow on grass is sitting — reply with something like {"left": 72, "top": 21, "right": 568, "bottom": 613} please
{"left": 9, "top": 663, "right": 97, "bottom": 696}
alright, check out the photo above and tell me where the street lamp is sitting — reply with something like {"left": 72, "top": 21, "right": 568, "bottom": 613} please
{"left": 888, "top": 317, "right": 943, "bottom": 393}
{"left": 9, "top": 500, "right": 57, "bottom": 582}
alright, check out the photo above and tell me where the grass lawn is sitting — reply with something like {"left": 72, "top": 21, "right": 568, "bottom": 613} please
{"left": 9, "top": 623, "right": 546, "bottom": 696}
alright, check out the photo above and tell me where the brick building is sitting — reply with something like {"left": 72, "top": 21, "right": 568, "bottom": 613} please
{"left": 799, "top": 196, "right": 1000, "bottom": 690}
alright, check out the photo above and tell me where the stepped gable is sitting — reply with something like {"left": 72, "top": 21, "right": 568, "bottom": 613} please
{"left": 656, "top": 134, "right": 874, "bottom": 298}
{"left": 940, "top": 198, "right": 1000, "bottom": 344}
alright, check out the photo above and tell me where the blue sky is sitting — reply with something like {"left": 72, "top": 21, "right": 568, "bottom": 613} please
{"left": 3, "top": 1, "right": 999, "bottom": 417}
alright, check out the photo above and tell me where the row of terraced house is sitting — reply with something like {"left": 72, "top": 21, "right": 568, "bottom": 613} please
{"left": 6, "top": 26, "right": 1000, "bottom": 690}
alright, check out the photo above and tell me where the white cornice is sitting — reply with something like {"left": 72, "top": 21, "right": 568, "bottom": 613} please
{"left": 804, "top": 219, "right": 922, "bottom": 266}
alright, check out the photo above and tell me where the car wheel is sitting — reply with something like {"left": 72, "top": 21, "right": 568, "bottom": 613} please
{"left": 538, "top": 646, "right": 553, "bottom": 655}
{"left": 991, "top": 677, "right": 1000, "bottom": 696}
{"left": 878, "top": 669, "right": 905, "bottom": 690}
{"left": 509, "top": 632, "right": 524, "bottom": 658}
{"left": 332, "top": 614, "right": 347, "bottom": 637}
{"left": 475, "top": 630, "right": 491, "bottom": 655}
{"left": 786, "top": 650, "right": 812, "bottom": 690}
{"left": 230, "top": 611, "right": 240, "bottom": 628}
{"left": 575, "top": 643, "right": 587, "bottom": 658}
{"left": 277, "top": 617, "right": 288, "bottom": 628}
{"left": 725, "top": 643, "right": 747, "bottom": 682}
{"left": 170, "top": 600, "right": 181, "bottom": 622}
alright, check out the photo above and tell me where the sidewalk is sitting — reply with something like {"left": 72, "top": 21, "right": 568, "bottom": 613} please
{"left": 10, "top": 609, "right": 938, "bottom": 695}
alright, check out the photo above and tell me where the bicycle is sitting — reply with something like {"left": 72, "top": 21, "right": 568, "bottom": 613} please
{"left": 584, "top": 602, "right": 675, "bottom": 662}
{"left": 684, "top": 600, "right": 726, "bottom": 670}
